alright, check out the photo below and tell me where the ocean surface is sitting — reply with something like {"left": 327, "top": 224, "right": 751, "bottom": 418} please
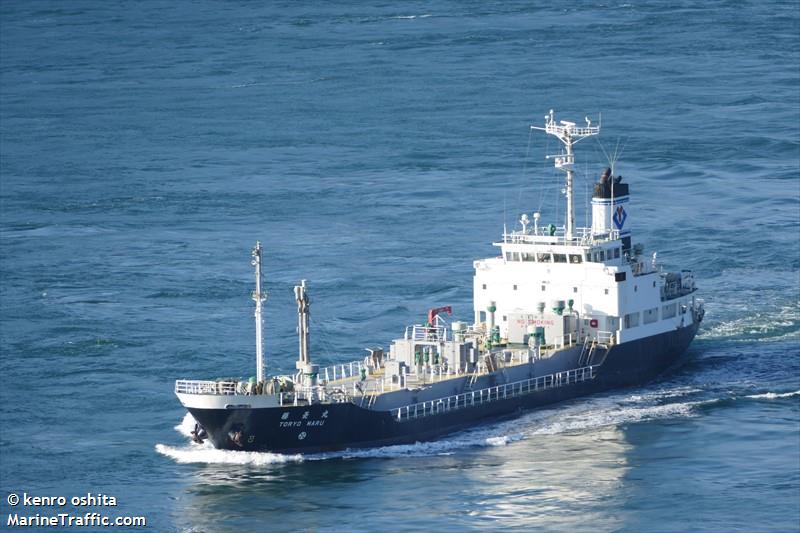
{"left": 1, "top": 2, "right": 798, "bottom": 531}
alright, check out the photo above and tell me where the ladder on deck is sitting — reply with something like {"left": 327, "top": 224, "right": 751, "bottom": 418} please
{"left": 465, "top": 367, "right": 481, "bottom": 391}
{"left": 357, "top": 380, "right": 380, "bottom": 409}
{"left": 579, "top": 337, "right": 596, "bottom": 367}
{"left": 579, "top": 335, "right": 611, "bottom": 367}
{"left": 365, "top": 393, "right": 378, "bottom": 409}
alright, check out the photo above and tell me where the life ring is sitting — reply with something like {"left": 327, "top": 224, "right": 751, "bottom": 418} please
{"left": 589, "top": 319, "right": 599, "bottom": 328}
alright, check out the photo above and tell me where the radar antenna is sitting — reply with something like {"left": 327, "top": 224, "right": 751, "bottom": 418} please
{"left": 531, "top": 110, "right": 600, "bottom": 240}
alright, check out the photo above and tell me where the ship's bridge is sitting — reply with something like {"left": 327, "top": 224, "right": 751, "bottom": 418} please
{"left": 496, "top": 225, "right": 627, "bottom": 266}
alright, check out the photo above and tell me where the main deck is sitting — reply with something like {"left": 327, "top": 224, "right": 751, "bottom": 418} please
{"left": 175, "top": 327, "right": 610, "bottom": 412}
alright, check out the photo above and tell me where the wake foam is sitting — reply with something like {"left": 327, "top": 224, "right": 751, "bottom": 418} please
{"left": 175, "top": 412, "right": 197, "bottom": 438}
{"left": 699, "top": 303, "right": 799, "bottom": 342}
{"left": 486, "top": 435, "right": 523, "bottom": 447}
{"left": 626, "top": 386, "right": 704, "bottom": 402}
{"left": 155, "top": 443, "right": 303, "bottom": 465}
{"left": 391, "top": 14, "right": 432, "bottom": 20}
{"left": 331, "top": 430, "right": 527, "bottom": 460}
{"left": 162, "top": 413, "right": 304, "bottom": 465}
{"left": 531, "top": 401, "right": 698, "bottom": 436}
{"left": 745, "top": 390, "right": 800, "bottom": 400}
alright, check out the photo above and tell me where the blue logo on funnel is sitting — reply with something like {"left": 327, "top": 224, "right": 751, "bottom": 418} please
{"left": 613, "top": 206, "right": 627, "bottom": 229}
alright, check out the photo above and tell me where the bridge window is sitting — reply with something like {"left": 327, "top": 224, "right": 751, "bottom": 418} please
{"left": 553, "top": 254, "right": 567, "bottom": 263}
{"left": 512, "top": 252, "right": 520, "bottom": 261}
{"left": 585, "top": 252, "right": 592, "bottom": 262}
{"left": 482, "top": 284, "right": 487, "bottom": 290}
{"left": 522, "top": 252, "right": 535, "bottom": 262}
{"left": 569, "top": 255, "right": 582, "bottom": 264}
{"left": 505, "top": 252, "right": 512, "bottom": 261}
{"left": 513, "top": 285, "right": 518, "bottom": 291}
{"left": 624, "top": 312, "right": 640, "bottom": 329}
{"left": 537, "top": 253, "right": 551, "bottom": 262}
{"left": 595, "top": 251, "right": 605, "bottom": 261}
{"left": 573, "top": 287, "right": 578, "bottom": 293}
{"left": 614, "top": 248, "right": 620, "bottom": 259}
{"left": 541, "top": 285, "right": 546, "bottom": 291}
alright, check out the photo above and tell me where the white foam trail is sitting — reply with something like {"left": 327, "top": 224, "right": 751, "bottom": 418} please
{"left": 486, "top": 435, "right": 524, "bottom": 447}
{"left": 625, "top": 386, "right": 703, "bottom": 402}
{"left": 530, "top": 401, "right": 699, "bottom": 436}
{"left": 155, "top": 443, "right": 303, "bottom": 465}
{"left": 391, "top": 14, "right": 431, "bottom": 20}
{"left": 698, "top": 304, "right": 799, "bottom": 341}
{"left": 746, "top": 390, "right": 800, "bottom": 400}
{"left": 333, "top": 431, "right": 519, "bottom": 459}
{"left": 331, "top": 395, "right": 699, "bottom": 458}
{"left": 175, "top": 412, "right": 197, "bottom": 438}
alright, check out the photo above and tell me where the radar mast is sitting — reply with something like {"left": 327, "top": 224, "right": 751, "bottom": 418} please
{"left": 531, "top": 110, "right": 600, "bottom": 241}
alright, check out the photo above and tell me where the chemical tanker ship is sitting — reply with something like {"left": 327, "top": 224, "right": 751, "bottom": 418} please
{"left": 175, "top": 111, "right": 705, "bottom": 453}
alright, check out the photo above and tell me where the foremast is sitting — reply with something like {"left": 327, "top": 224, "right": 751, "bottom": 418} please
{"left": 531, "top": 110, "right": 600, "bottom": 241}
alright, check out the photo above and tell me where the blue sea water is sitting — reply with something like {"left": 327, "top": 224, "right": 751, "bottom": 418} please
{"left": 1, "top": 1, "right": 799, "bottom": 531}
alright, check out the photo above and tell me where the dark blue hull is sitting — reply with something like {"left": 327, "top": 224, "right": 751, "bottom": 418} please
{"left": 188, "top": 322, "right": 699, "bottom": 454}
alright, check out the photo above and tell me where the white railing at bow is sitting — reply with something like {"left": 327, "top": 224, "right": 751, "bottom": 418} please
{"left": 175, "top": 380, "right": 238, "bottom": 395}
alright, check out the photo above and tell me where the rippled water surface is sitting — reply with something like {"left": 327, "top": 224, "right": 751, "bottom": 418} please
{"left": 1, "top": 2, "right": 798, "bottom": 532}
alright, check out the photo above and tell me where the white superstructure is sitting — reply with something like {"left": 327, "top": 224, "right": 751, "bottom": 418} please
{"left": 472, "top": 111, "right": 699, "bottom": 350}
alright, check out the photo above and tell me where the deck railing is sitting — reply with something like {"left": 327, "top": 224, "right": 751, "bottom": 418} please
{"left": 595, "top": 330, "right": 615, "bottom": 345}
{"left": 392, "top": 365, "right": 596, "bottom": 422}
{"left": 320, "top": 360, "right": 364, "bottom": 384}
{"left": 404, "top": 324, "right": 448, "bottom": 342}
{"left": 175, "top": 353, "right": 367, "bottom": 395}
{"left": 501, "top": 227, "right": 621, "bottom": 247}
{"left": 175, "top": 380, "right": 238, "bottom": 395}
